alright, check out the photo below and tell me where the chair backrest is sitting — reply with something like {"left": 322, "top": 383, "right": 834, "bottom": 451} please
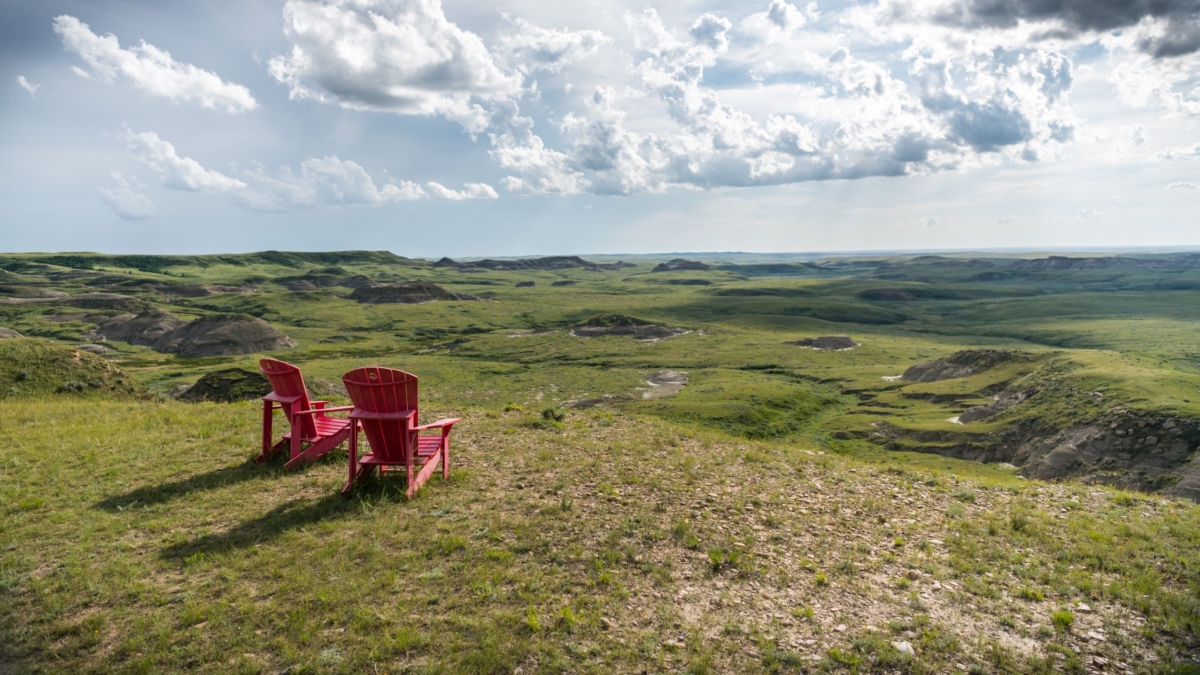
{"left": 342, "top": 366, "right": 419, "bottom": 462}
{"left": 259, "top": 358, "right": 316, "bottom": 436}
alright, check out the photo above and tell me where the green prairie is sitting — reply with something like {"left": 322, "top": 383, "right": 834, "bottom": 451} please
{"left": 2, "top": 250, "right": 1199, "bottom": 672}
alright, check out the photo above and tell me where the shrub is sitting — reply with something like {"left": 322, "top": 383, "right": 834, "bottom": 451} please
{"left": 1019, "top": 588, "right": 1045, "bottom": 601}
{"left": 523, "top": 606, "right": 541, "bottom": 633}
{"left": 1052, "top": 609, "right": 1074, "bottom": 632}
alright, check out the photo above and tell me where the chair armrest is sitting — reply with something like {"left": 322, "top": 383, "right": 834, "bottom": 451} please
{"left": 312, "top": 400, "right": 329, "bottom": 409}
{"left": 264, "top": 392, "right": 305, "bottom": 405}
{"left": 349, "top": 409, "right": 416, "bottom": 421}
{"left": 293, "top": 406, "right": 354, "bottom": 417}
{"left": 414, "top": 418, "right": 461, "bottom": 431}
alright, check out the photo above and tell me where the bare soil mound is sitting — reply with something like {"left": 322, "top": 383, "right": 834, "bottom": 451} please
{"left": 644, "top": 369, "right": 688, "bottom": 399}
{"left": 153, "top": 315, "right": 296, "bottom": 357}
{"left": 350, "top": 280, "right": 480, "bottom": 304}
{"left": 0, "top": 327, "right": 23, "bottom": 339}
{"left": 0, "top": 287, "right": 67, "bottom": 299}
{"left": 550, "top": 280, "right": 577, "bottom": 287}
{"left": 571, "top": 314, "right": 688, "bottom": 341}
{"left": 90, "top": 309, "right": 187, "bottom": 346}
{"left": 53, "top": 293, "right": 144, "bottom": 311}
{"left": 179, "top": 368, "right": 272, "bottom": 403}
{"left": 902, "top": 349, "right": 1019, "bottom": 382}
{"left": 959, "top": 390, "right": 1029, "bottom": 423}
{"left": 515, "top": 281, "right": 536, "bottom": 288}
{"left": 435, "top": 256, "right": 621, "bottom": 271}
{"left": 652, "top": 258, "right": 710, "bottom": 272}
{"left": 338, "top": 275, "right": 377, "bottom": 289}
{"left": 789, "top": 335, "right": 858, "bottom": 350}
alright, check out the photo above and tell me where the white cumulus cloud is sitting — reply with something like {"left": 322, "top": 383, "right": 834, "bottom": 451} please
{"left": 498, "top": 17, "right": 610, "bottom": 74}
{"left": 425, "top": 181, "right": 499, "bottom": 200}
{"left": 98, "top": 172, "right": 156, "bottom": 220}
{"left": 16, "top": 76, "right": 40, "bottom": 98}
{"left": 123, "top": 128, "right": 247, "bottom": 192}
{"left": 1156, "top": 142, "right": 1200, "bottom": 160}
{"left": 489, "top": 7, "right": 1077, "bottom": 196}
{"left": 122, "top": 129, "right": 496, "bottom": 210}
{"left": 268, "top": 0, "right": 521, "bottom": 128}
{"left": 53, "top": 15, "right": 258, "bottom": 113}
{"left": 1167, "top": 181, "right": 1198, "bottom": 189}
{"left": 742, "top": 0, "right": 809, "bottom": 43}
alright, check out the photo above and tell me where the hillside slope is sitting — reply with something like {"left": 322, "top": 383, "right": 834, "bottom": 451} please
{"left": 0, "top": 400, "right": 1196, "bottom": 673}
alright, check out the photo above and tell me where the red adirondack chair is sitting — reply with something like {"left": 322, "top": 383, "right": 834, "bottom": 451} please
{"left": 258, "top": 358, "right": 354, "bottom": 469}
{"left": 341, "top": 366, "right": 460, "bottom": 498}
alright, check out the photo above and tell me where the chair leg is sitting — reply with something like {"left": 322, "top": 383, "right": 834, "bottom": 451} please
{"left": 442, "top": 435, "right": 450, "bottom": 480}
{"left": 342, "top": 421, "right": 358, "bottom": 496}
{"left": 284, "top": 428, "right": 350, "bottom": 470}
{"left": 257, "top": 401, "right": 274, "bottom": 463}
{"left": 409, "top": 451, "right": 441, "bottom": 499}
{"left": 289, "top": 419, "right": 303, "bottom": 464}
{"left": 406, "top": 462, "right": 416, "bottom": 499}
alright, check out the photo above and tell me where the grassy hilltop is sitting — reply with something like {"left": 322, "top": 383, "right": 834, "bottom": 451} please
{"left": 2, "top": 250, "right": 1200, "bottom": 672}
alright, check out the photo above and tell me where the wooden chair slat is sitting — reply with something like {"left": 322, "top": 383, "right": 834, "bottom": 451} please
{"left": 341, "top": 366, "right": 458, "bottom": 498}
{"left": 257, "top": 358, "right": 351, "bottom": 469}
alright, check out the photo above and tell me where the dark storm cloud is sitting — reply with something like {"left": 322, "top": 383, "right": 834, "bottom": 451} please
{"left": 929, "top": 0, "right": 1200, "bottom": 57}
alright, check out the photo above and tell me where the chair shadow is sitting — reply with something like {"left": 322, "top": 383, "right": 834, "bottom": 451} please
{"left": 94, "top": 447, "right": 346, "bottom": 512}
{"left": 158, "top": 478, "right": 410, "bottom": 561}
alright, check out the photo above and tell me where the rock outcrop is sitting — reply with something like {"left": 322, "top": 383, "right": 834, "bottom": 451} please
{"left": 152, "top": 315, "right": 296, "bottom": 357}
{"left": 1015, "top": 411, "right": 1200, "bottom": 500}
{"left": 0, "top": 287, "right": 66, "bottom": 299}
{"left": 959, "top": 391, "right": 1029, "bottom": 423}
{"left": 179, "top": 368, "right": 273, "bottom": 403}
{"left": 53, "top": 293, "right": 144, "bottom": 311}
{"left": 0, "top": 327, "right": 22, "bottom": 339}
{"left": 90, "top": 309, "right": 187, "bottom": 347}
{"left": 337, "top": 275, "right": 377, "bottom": 289}
{"left": 901, "top": 350, "right": 1019, "bottom": 382}
{"left": 789, "top": 335, "right": 858, "bottom": 350}
{"left": 349, "top": 280, "right": 480, "bottom": 304}
{"left": 432, "top": 256, "right": 628, "bottom": 271}
{"left": 571, "top": 314, "right": 688, "bottom": 341}
{"left": 652, "top": 258, "right": 710, "bottom": 272}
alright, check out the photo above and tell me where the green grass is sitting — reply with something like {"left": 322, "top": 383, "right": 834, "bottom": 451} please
{"left": 0, "top": 339, "right": 144, "bottom": 398}
{"left": 2, "top": 398, "right": 1198, "bottom": 673}
{"left": 4, "top": 250, "right": 1200, "bottom": 669}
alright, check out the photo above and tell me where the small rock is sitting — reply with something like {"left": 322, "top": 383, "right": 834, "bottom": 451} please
{"left": 1087, "top": 630, "right": 1106, "bottom": 641}
{"left": 1076, "top": 602, "right": 1092, "bottom": 612}
{"left": 835, "top": 624, "right": 847, "bottom": 632}
{"left": 600, "top": 617, "right": 613, "bottom": 630}
{"left": 892, "top": 641, "right": 915, "bottom": 656}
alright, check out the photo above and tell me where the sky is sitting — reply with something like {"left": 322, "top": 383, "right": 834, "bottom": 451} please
{"left": 1, "top": 0, "right": 1199, "bottom": 257}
